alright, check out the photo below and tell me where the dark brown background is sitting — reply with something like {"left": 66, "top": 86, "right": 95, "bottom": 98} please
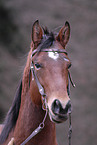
{"left": 0, "top": 0, "right": 97, "bottom": 145}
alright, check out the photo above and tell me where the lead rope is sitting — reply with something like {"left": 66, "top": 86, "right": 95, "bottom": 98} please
{"left": 20, "top": 61, "right": 48, "bottom": 145}
{"left": 68, "top": 113, "right": 72, "bottom": 145}
{"left": 68, "top": 70, "right": 75, "bottom": 145}
{"left": 20, "top": 98, "right": 48, "bottom": 145}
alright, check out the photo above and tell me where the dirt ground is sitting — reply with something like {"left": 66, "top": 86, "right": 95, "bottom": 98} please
{"left": 0, "top": 0, "right": 97, "bottom": 145}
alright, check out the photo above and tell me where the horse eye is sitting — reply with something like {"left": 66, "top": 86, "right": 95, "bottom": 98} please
{"left": 35, "top": 63, "right": 42, "bottom": 69}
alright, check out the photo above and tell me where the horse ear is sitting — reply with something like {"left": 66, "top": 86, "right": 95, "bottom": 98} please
{"left": 32, "top": 20, "right": 43, "bottom": 48}
{"left": 56, "top": 21, "right": 70, "bottom": 48}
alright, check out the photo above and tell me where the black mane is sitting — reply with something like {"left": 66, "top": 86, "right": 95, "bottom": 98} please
{"left": 38, "top": 30, "right": 55, "bottom": 52}
{"left": 0, "top": 79, "right": 22, "bottom": 144}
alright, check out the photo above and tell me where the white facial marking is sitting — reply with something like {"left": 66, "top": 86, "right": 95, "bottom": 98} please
{"left": 48, "top": 52, "right": 59, "bottom": 60}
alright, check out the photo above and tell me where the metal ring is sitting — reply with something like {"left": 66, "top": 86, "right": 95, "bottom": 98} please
{"left": 39, "top": 123, "right": 44, "bottom": 129}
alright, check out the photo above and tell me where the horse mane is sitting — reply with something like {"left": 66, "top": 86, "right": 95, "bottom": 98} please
{"left": 0, "top": 79, "right": 22, "bottom": 144}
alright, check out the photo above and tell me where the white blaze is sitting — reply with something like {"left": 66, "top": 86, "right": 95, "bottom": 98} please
{"left": 48, "top": 52, "right": 59, "bottom": 60}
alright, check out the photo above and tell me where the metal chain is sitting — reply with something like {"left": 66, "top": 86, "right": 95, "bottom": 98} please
{"left": 68, "top": 113, "right": 72, "bottom": 145}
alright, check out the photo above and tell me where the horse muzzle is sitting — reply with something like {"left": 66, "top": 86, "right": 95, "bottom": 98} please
{"left": 49, "top": 99, "right": 72, "bottom": 123}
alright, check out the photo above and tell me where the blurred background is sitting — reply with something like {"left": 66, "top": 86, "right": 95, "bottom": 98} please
{"left": 0, "top": 0, "right": 97, "bottom": 145}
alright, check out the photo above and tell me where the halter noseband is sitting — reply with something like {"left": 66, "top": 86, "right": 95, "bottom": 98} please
{"left": 20, "top": 48, "right": 75, "bottom": 145}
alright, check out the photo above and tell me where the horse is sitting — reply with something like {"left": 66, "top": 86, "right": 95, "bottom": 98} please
{"left": 0, "top": 20, "right": 74, "bottom": 145}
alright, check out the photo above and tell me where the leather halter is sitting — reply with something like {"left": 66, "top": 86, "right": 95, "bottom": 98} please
{"left": 20, "top": 48, "right": 75, "bottom": 145}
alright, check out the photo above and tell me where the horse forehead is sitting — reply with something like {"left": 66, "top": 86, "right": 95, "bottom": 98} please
{"left": 48, "top": 51, "right": 59, "bottom": 60}
{"left": 47, "top": 42, "right": 62, "bottom": 60}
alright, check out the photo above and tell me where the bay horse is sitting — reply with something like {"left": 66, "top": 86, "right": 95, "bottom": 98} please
{"left": 0, "top": 20, "right": 74, "bottom": 145}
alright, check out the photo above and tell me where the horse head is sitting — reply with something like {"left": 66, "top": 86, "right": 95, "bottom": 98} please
{"left": 30, "top": 20, "right": 72, "bottom": 123}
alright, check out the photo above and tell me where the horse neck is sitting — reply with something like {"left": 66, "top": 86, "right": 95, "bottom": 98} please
{"left": 13, "top": 48, "right": 57, "bottom": 145}
{"left": 14, "top": 84, "right": 57, "bottom": 145}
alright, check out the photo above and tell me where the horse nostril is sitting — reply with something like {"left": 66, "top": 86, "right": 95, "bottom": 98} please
{"left": 64, "top": 100, "right": 72, "bottom": 114}
{"left": 51, "top": 100, "right": 72, "bottom": 115}
{"left": 51, "top": 99, "right": 62, "bottom": 115}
